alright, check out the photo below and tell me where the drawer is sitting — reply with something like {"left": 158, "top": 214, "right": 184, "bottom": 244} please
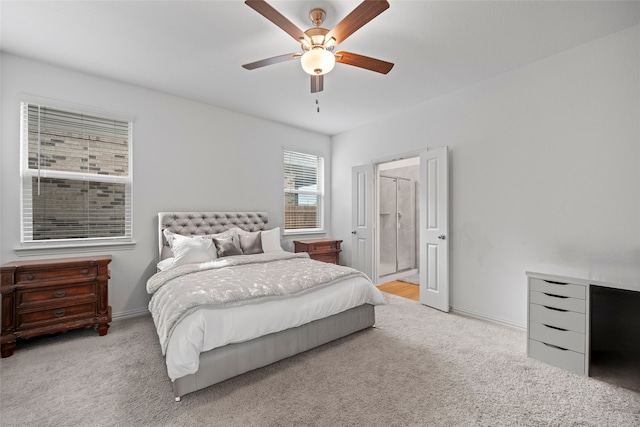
{"left": 309, "top": 243, "right": 339, "bottom": 253}
{"left": 529, "top": 278, "right": 585, "bottom": 299}
{"left": 529, "top": 291, "right": 585, "bottom": 313}
{"left": 311, "top": 253, "right": 338, "bottom": 264}
{"left": 529, "top": 304, "right": 586, "bottom": 333}
{"left": 529, "top": 321, "right": 585, "bottom": 354}
{"left": 17, "top": 302, "right": 96, "bottom": 329}
{"left": 16, "top": 266, "right": 97, "bottom": 283}
{"left": 17, "top": 283, "right": 96, "bottom": 308}
{"left": 528, "top": 339, "right": 585, "bottom": 375}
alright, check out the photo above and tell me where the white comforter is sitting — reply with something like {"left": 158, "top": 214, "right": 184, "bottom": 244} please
{"left": 151, "top": 253, "right": 385, "bottom": 381}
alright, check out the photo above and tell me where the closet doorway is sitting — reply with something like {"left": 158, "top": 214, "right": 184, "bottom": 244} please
{"left": 376, "top": 157, "right": 420, "bottom": 285}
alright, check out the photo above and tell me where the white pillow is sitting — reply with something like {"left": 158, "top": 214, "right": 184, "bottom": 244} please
{"left": 261, "top": 227, "right": 284, "bottom": 252}
{"left": 156, "top": 257, "right": 175, "bottom": 271}
{"left": 171, "top": 234, "right": 215, "bottom": 267}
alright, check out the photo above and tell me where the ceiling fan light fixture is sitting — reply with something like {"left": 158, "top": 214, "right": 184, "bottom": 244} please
{"left": 301, "top": 48, "right": 335, "bottom": 75}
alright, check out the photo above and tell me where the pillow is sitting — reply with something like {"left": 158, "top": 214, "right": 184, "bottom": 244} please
{"left": 239, "top": 231, "right": 263, "bottom": 255}
{"left": 164, "top": 227, "right": 242, "bottom": 260}
{"left": 261, "top": 227, "right": 284, "bottom": 252}
{"left": 156, "top": 257, "right": 175, "bottom": 272}
{"left": 213, "top": 235, "right": 243, "bottom": 257}
{"left": 163, "top": 229, "right": 217, "bottom": 258}
{"left": 171, "top": 234, "right": 215, "bottom": 266}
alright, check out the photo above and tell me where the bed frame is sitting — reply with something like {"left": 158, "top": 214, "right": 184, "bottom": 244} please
{"left": 157, "top": 212, "right": 376, "bottom": 400}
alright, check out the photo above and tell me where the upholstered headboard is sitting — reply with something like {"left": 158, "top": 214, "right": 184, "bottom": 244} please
{"left": 158, "top": 212, "right": 269, "bottom": 260}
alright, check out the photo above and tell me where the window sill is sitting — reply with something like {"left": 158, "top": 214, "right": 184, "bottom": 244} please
{"left": 14, "top": 241, "right": 136, "bottom": 257}
{"left": 282, "top": 229, "right": 326, "bottom": 237}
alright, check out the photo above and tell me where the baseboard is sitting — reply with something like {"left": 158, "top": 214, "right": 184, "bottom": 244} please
{"left": 112, "top": 307, "right": 150, "bottom": 321}
{"left": 451, "top": 305, "right": 525, "bottom": 331}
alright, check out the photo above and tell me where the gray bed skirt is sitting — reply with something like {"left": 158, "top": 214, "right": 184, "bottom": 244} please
{"left": 173, "top": 303, "right": 376, "bottom": 399}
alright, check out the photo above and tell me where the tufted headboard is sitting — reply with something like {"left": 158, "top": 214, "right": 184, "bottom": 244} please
{"left": 158, "top": 212, "right": 269, "bottom": 260}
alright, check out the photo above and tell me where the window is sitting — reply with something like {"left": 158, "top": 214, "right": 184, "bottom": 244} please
{"left": 20, "top": 102, "right": 133, "bottom": 246}
{"left": 283, "top": 149, "right": 324, "bottom": 233}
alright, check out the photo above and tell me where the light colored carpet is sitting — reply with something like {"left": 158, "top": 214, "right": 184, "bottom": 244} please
{"left": 1, "top": 293, "right": 639, "bottom": 427}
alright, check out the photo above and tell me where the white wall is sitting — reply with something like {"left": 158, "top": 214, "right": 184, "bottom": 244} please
{"left": 331, "top": 25, "right": 640, "bottom": 327}
{"left": 0, "top": 54, "right": 331, "bottom": 318}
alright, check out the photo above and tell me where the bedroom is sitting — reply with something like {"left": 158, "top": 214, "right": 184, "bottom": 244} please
{"left": 1, "top": 1, "right": 639, "bottom": 425}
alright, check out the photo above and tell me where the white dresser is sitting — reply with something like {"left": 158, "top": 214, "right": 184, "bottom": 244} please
{"left": 527, "top": 276, "right": 588, "bottom": 374}
{"left": 526, "top": 263, "right": 640, "bottom": 376}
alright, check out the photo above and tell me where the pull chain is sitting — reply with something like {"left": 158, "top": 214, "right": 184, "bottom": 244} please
{"left": 316, "top": 93, "right": 320, "bottom": 113}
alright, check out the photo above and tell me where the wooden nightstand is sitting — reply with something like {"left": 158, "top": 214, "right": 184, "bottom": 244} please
{"left": 293, "top": 239, "right": 342, "bottom": 265}
{"left": 1, "top": 255, "right": 112, "bottom": 358}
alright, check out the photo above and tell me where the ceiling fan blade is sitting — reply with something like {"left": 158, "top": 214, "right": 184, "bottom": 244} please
{"left": 245, "top": 0, "right": 308, "bottom": 43}
{"left": 311, "top": 75, "right": 324, "bottom": 93}
{"left": 242, "top": 53, "right": 301, "bottom": 70}
{"left": 335, "top": 51, "right": 394, "bottom": 74}
{"left": 326, "top": 0, "right": 389, "bottom": 46}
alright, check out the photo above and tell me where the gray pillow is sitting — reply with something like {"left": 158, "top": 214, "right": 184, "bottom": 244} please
{"left": 213, "top": 236, "right": 243, "bottom": 257}
{"left": 239, "top": 231, "right": 263, "bottom": 255}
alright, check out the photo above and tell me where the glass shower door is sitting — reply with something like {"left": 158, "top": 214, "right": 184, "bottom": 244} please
{"left": 397, "top": 178, "right": 416, "bottom": 271}
{"left": 380, "top": 176, "right": 417, "bottom": 276}
{"left": 379, "top": 176, "right": 397, "bottom": 277}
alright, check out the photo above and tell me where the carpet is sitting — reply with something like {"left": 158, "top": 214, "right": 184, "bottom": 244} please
{"left": 1, "top": 293, "right": 639, "bottom": 427}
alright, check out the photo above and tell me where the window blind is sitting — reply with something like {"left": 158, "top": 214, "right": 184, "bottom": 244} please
{"left": 283, "top": 150, "right": 324, "bottom": 232}
{"left": 20, "top": 102, "right": 133, "bottom": 244}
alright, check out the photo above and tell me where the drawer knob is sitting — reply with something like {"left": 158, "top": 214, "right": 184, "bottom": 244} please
{"left": 53, "top": 290, "right": 66, "bottom": 298}
{"left": 54, "top": 309, "right": 66, "bottom": 318}
{"left": 27, "top": 274, "right": 35, "bottom": 280}
{"left": 82, "top": 268, "right": 89, "bottom": 274}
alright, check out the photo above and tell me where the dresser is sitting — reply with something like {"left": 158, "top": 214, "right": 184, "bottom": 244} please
{"left": 526, "top": 264, "right": 640, "bottom": 377}
{"left": 1, "top": 255, "right": 112, "bottom": 358}
{"left": 527, "top": 276, "right": 588, "bottom": 374}
{"left": 293, "top": 239, "right": 342, "bottom": 264}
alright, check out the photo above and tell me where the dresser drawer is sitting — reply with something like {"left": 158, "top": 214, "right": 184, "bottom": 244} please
{"left": 16, "top": 266, "right": 97, "bottom": 283}
{"left": 17, "top": 302, "right": 97, "bottom": 330}
{"left": 311, "top": 253, "right": 338, "bottom": 264}
{"left": 529, "top": 278, "right": 585, "bottom": 299}
{"left": 529, "top": 291, "right": 585, "bottom": 313}
{"left": 17, "top": 283, "right": 97, "bottom": 308}
{"left": 529, "top": 321, "right": 585, "bottom": 354}
{"left": 529, "top": 304, "right": 586, "bottom": 333}
{"left": 528, "top": 339, "right": 585, "bottom": 374}
{"left": 309, "top": 241, "right": 340, "bottom": 252}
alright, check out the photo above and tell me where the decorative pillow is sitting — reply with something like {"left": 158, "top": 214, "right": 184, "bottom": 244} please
{"left": 261, "top": 227, "right": 284, "bottom": 252}
{"left": 171, "top": 234, "right": 215, "bottom": 266}
{"left": 213, "top": 235, "right": 243, "bottom": 257}
{"left": 239, "top": 231, "right": 263, "bottom": 255}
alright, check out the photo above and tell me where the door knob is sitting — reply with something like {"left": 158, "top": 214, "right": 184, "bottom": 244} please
{"left": 351, "top": 231, "right": 357, "bottom": 235}
{"left": 437, "top": 234, "right": 446, "bottom": 240}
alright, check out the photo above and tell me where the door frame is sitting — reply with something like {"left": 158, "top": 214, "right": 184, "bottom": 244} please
{"left": 371, "top": 149, "right": 426, "bottom": 285}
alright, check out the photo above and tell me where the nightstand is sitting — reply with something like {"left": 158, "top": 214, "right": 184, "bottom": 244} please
{"left": 293, "top": 239, "right": 342, "bottom": 265}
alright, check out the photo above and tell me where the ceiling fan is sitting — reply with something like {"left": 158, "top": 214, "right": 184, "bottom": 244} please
{"left": 242, "top": 0, "right": 394, "bottom": 93}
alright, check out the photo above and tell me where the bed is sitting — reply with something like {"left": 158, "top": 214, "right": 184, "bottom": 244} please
{"left": 148, "top": 212, "right": 385, "bottom": 400}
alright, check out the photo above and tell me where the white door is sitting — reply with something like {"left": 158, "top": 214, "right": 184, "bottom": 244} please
{"left": 351, "top": 164, "right": 374, "bottom": 280}
{"left": 419, "top": 147, "right": 450, "bottom": 312}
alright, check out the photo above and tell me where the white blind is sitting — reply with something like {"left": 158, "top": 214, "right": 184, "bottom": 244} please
{"left": 283, "top": 150, "right": 324, "bottom": 232}
{"left": 20, "top": 102, "right": 133, "bottom": 244}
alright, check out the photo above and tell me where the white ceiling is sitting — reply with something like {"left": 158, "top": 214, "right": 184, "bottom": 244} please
{"left": 2, "top": 1, "right": 639, "bottom": 136}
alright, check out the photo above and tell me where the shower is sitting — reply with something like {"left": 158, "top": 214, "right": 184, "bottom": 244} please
{"left": 379, "top": 173, "right": 418, "bottom": 278}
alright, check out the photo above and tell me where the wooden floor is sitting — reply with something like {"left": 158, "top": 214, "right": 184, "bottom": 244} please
{"left": 377, "top": 280, "right": 420, "bottom": 301}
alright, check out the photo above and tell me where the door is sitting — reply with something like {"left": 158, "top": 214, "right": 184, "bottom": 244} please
{"left": 419, "top": 147, "right": 450, "bottom": 312}
{"left": 351, "top": 164, "right": 374, "bottom": 280}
